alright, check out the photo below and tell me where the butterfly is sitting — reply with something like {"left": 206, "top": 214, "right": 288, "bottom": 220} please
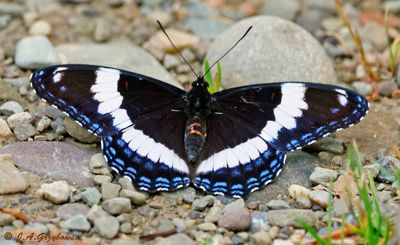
{"left": 30, "top": 62, "right": 369, "bottom": 198}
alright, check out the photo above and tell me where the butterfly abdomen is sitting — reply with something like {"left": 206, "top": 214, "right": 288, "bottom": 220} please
{"left": 184, "top": 115, "right": 207, "bottom": 163}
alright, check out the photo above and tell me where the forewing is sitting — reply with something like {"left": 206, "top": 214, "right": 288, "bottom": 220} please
{"left": 194, "top": 82, "right": 369, "bottom": 197}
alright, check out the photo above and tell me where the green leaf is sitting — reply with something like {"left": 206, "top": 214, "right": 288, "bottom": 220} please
{"left": 216, "top": 62, "right": 222, "bottom": 92}
{"left": 204, "top": 59, "right": 214, "bottom": 93}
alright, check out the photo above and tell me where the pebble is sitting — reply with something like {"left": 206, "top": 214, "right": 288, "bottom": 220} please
{"left": 120, "top": 222, "right": 132, "bottom": 233}
{"left": 259, "top": 0, "right": 300, "bottom": 20}
{"left": 50, "top": 118, "right": 66, "bottom": 135}
{"left": 14, "top": 123, "right": 37, "bottom": 141}
{"left": 57, "top": 43, "right": 181, "bottom": 88}
{"left": 0, "top": 118, "right": 13, "bottom": 138}
{"left": 101, "top": 182, "right": 121, "bottom": 200}
{"left": 267, "top": 200, "right": 290, "bottom": 210}
{"left": 218, "top": 207, "right": 251, "bottom": 231}
{"left": 352, "top": 81, "right": 373, "bottom": 97}
{"left": 188, "top": 210, "right": 204, "bottom": 219}
{"left": 204, "top": 206, "right": 223, "bottom": 223}
{"left": 63, "top": 214, "right": 91, "bottom": 232}
{"left": 44, "top": 106, "right": 66, "bottom": 119}
{"left": 119, "top": 189, "right": 148, "bottom": 206}
{"left": 29, "top": 20, "right": 52, "bottom": 36}
{"left": 0, "top": 154, "right": 28, "bottom": 194}
{"left": 110, "top": 239, "right": 141, "bottom": 245}
{"left": 87, "top": 205, "right": 110, "bottom": 223}
{"left": 172, "top": 218, "right": 186, "bottom": 232}
{"left": 137, "top": 206, "right": 158, "bottom": 218}
{"left": 6, "top": 112, "right": 32, "bottom": 129}
{"left": 0, "top": 212, "right": 15, "bottom": 226}
{"left": 94, "top": 18, "right": 112, "bottom": 42}
{"left": 192, "top": 196, "right": 212, "bottom": 211}
{"left": 163, "top": 54, "right": 180, "bottom": 69}
{"left": 90, "top": 153, "right": 108, "bottom": 172}
{"left": 362, "top": 163, "right": 380, "bottom": 178}
{"left": 376, "top": 156, "right": 400, "bottom": 183}
{"left": 309, "top": 167, "right": 338, "bottom": 185}
{"left": 0, "top": 141, "right": 95, "bottom": 188}
{"left": 38, "top": 181, "right": 71, "bottom": 204}
{"left": 157, "top": 218, "right": 175, "bottom": 232}
{"left": 14, "top": 35, "right": 60, "bottom": 69}
{"left": 36, "top": 116, "right": 52, "bottom": 132}
{"left": 207, "top": 16, "right": 337, "bottom": 89}
{"left": 81, "top": 187, "right": 102, "bottom": 206}
{"left": 288, "top": 184, "right": 312, "bottom": 208}
{"left": 333, "top": 199, "right": 349, "bottom": 217}
{"left": 309, "top": 190, "right": 330, "bottom": 208}
{"left": 155, "top": 233, "right": 195, "bottom": 245}
{"left": 198, "top": 222, "right": 217, "bottom": 231}
{"left": 268, "top": 209, "right": 316, "bottom": 228}
{"left": 64, "top": 117, "right": 99, "bottom": 143}
{"left": 223, "top": 198, "right": 245, "bottom": 214}
{"left": 251, "top": 231, "right": 273, "bottom": 245}
{"left": 118, "top": 177, "right": 135, "bottom": 190}
{"left": 102, "top": 197, "right": 131, "bottom": 215}
{"left": 56, "top": 203, "right": 90, "bottom": 220}
{"left": 0, "top": 2, "right": 26, "bottom": 15}
{"left": 377, "top": 80, "right": 398, "bottom": 96}
{"left": 0, "top": 101, "right": 23, "bottom": 115}
{"left": 93, "top": 175, "right": 112, "bottom": 185}
{"left": 94, "top": 216, "right": 120, "bottom": 239}
{"left": 306, "top": 137, "right": 344, "bottom": 154}
{"left": 250, "top": 211, "right": 270, "bottom": 233}
{"left": 360, "top": 21, "right": 387, "bottom": 51}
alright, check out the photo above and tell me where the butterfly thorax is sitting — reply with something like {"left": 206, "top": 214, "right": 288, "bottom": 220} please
{"left": 184, "top": 78, "right": 211, "bottom": 163}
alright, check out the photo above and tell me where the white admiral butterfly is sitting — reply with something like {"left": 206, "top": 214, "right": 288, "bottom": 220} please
{"left": 30, "top": 24, "right": 369, "bottom": 198}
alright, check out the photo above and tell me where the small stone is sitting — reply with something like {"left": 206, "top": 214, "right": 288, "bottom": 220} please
{"left": 331, "top": 155, "right": 343, "bottom": 166}
{"left": 309, "top": 167, "right": 338, "bottom": 185}
{"left": 188, "top": 210, "right": 204, "bottom": 219}
{"left": 120, "top": 222, "right": 132, "bottom": 233}
{"left": 111, "top": 239, "right": 141, "bottom": 245}
{"left": 87, "top": 205, "right": 110, "bottom": 223}
{"left": 101, "top": 182, "right": 121, "bottom": 200}
{"left": 29, "top": 20, "right": 52, "bottom": 36}
{"left": 36, "top": 116, "right": 52, "bottom": 132}
{"left": 251, "top": 231, "right": 272, "bottom": 245}
{"left": 306, "top": 137, "right": 344, "bottom": 154}
{"left": 117, "top": 177, "right": 134, "bottom": 190}
{"left": 64, "top": 117, "right": 99, "bottom": 143}
{"left": 205, "top": 206, "right": 223, "bottom": 223}
{"left": 102, "top": 197, "right": 131, "bottom": 215}
{"left": 94, "top": 216, "right": 120, "bottom": 239}
{"left": 56, "top": 203, "right": 90, "bottom": 220}
{"left": 250, "top": 211, "right": 270, "bottom": 233}
{"left": 0, "top": 154, "right": 27, "bottom": 194}
{"left": 352, "top": 81, "right": 372, "bottom": 97}
{"left": 218, "top": 207, "right": 251, "bottom": 231}
{"left": 0, "top": 3, "right": 25, "bottom": 15}
{"left": 172, "top": 218, "right": 186, "bottom": 232}
{"left": 376, "top": 156, "right": 400, "bottom": 183}
{"left": 0, "top": 101, "right": 23, "bottom": 115}
{"left": 0, "top": 118, "right": 13, "bottom": 138}
{"left": 119, "top": 189, "right": 148, "bottom": 206}
{"left": 362, "top": 163, "right": 380, "bottom": 178}
{"left": 223, "top": 198, "right": 245, "bottom": 214}
{"left": 333, "top": 199, "right": 349, "bottom": 217}
{"left": 268, "top": 209, "right": 316, "bottom": 228}
{"left": 259, "top": 0, "right": 300, "bottom": 20}
{"left": 0, "top": 212, "right": 15, "bottom": 226}
{"left": 377, "top": 191, "right": 392, "bottom": 202}
{"left": 81, "top": 187, "right": 102, "bottom": 206}
{"left": 14, "top": 123, "right": 37, "bottom": 141}
{"left": 93, "top": 175, "right": 112, "bottom": 185}
{"left": 377, "top": 80, "right": 398, "bottom": 96}
{"left": 50, "top": 118, "right": 66, "bottom": 134}
{"left": 309, "top": 190, "right": 330, "bottom": 208}
{"left": 288, "top": 184, "right": 312, "bottom": 208}
{"left": 163, "top": 54, "right": 180, "bottom": 69}
{"left": 63, "top": 214, "right": 91, "bottom": 232}
{"left": 360, "top": 22, "right": 387, "bottom": 50}
{"left": 267, "top": 200, "right": 290, "bottom": 210}
{"left": 14, "top": 35, "right": 60, "bottom": 69}
{"left": 155, "top": 233, "right": 195, "bottom": 245}
{"left": 6, "top": 112, "right": 32, "bottom": 129}
{"left": 192, "top": 197, "right": 210, "bottom": 211}
{"left": 38, "top": 181, "right": 71, "bottom": 204}
{"left": 157, "top": 218, "right": 175, "bottom": 232}
{"left": 90, "top": 153, "right": 107, "bottom": 171}
{"left": 198, "top": 222, "right": 217, "bottom": 231}
{"left": 137, "top": 206, "right": 158, "bottom": 218}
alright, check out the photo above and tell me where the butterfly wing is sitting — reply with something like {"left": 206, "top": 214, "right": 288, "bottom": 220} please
{"left": 194, "top": 82, "right": 369, "bottom": 197}
{"left": 31, "top": 64, "right": 190, "bottom": 192}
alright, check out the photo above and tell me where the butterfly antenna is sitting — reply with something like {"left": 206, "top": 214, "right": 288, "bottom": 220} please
{"left": 204, "top": 26, "right": 253, "bottom": 77}
{"left": 157, "top": 20, "right": 199, "bottom": 79}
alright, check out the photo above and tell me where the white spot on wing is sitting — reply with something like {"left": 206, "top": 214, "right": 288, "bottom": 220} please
{"left": 97, "top": 96, "right": 123, "bottom": 114}
{"left": 338, "top": 94, "right": 348, "bottom": 106}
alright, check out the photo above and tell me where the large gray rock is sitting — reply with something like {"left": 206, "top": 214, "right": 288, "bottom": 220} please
{"left": 15, "top": 35, "right": 60, "bottom": 69}
{"left": 56, "top": 43, "right": 181, "bottom": 88}
{"left": 0, "top": 141, "right": 95, "bottom": 187}
{"left": 206, "top": 16, "right": 337, "bottom": 89}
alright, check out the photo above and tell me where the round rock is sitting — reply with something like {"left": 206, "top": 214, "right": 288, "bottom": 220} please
{"left": 38, "top": 181, "right": 71, "bottom": 204}
{"left": 206, "top": 16, "right": 336, "bottom": 89}
{"left": 14, "top": 35, "right": 60, "bottom": 69}
{"left": 81, "top": 187, "right": 102, "bottom": 206}
{"left": 218, "top": 207, "right": 251, "bottom": 231}
{"left": 0, "top": 154, "right": 28, "bottom": 194}
{"left": 94, "top": 216, "right": 120, "bottom": 239}
{"left": 0, "top": 101, "right": 24, "bottom": 115}
{"left": 0, "top": 118, "right": 13, "bottom": 138}
{"left": 102, "top": 197, "right": 131, "bottom": 215}
{"left": 64, "top": 117, "right": 99, "bottom": 143}
{"left": 62, "top": 214, "right": 91, "bottom": 232}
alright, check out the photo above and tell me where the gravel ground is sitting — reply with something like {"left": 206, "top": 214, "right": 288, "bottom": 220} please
{"left": 0, "top": 0, "right": 400, "bottom": 244}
